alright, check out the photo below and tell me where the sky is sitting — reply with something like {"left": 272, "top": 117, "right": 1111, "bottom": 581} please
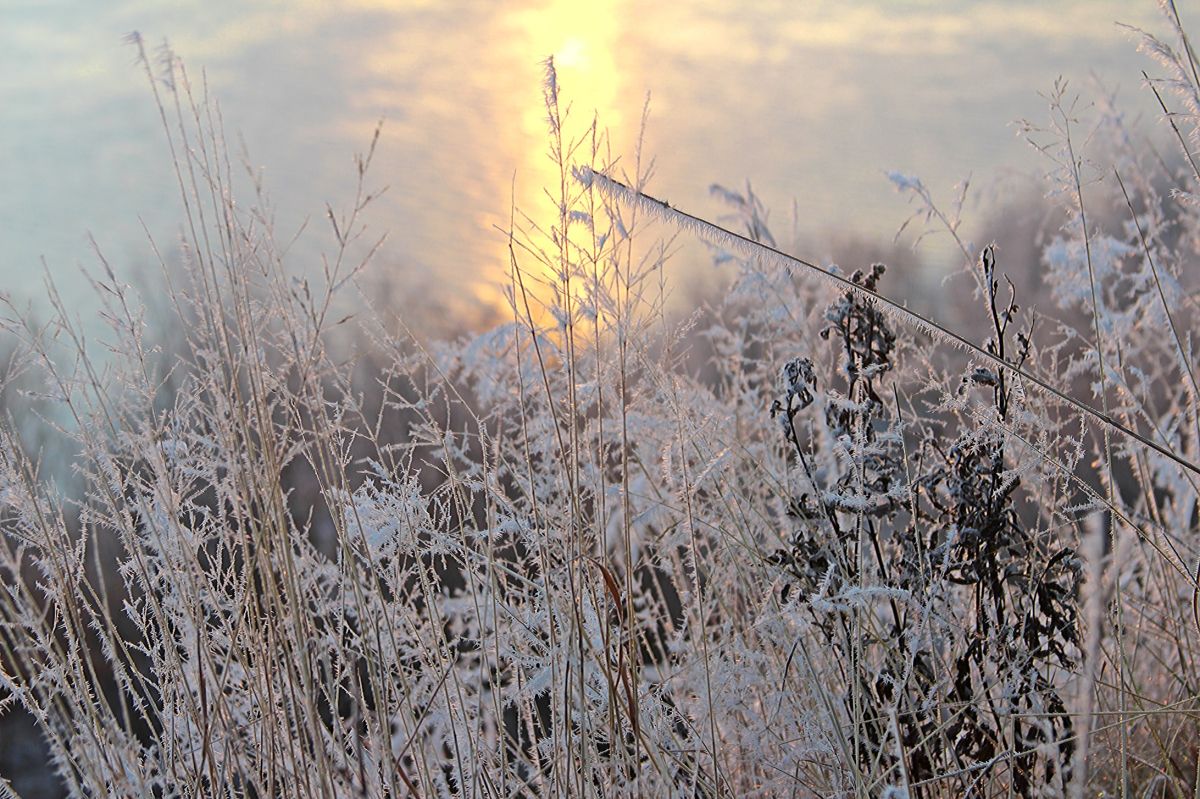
{"left": 0, "top": 0, "right": 1172, "bottom": 324}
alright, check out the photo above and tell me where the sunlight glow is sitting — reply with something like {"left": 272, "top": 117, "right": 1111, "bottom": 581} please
{"left": 501, "top": 0, "right": 626, "bottom": 308}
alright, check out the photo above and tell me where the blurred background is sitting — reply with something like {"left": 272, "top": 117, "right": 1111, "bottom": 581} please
{"left": 1, "top": 0, "right": 1167, "bottom": 334}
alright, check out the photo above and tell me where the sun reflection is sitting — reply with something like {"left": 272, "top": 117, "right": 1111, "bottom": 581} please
{"left": 511, "top": 0, "right": 623, "bottom": 132}
{"left": 498, "top": 0, "right": 626, "bottom": 312}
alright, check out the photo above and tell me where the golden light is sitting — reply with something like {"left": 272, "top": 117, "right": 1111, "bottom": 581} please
{"left": 333, "top": 0, "right": 631, "bottom": 320}
{"left": 501, "top": 0, "right": 626, "bottom": 309}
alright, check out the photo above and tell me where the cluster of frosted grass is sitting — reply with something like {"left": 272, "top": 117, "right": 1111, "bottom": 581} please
{"left": 2, "top": 5, "right": 1200, "bottom": 797}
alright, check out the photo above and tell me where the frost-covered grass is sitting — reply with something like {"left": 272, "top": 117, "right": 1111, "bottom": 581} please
{"left": 4, "top": 7, "right": 1200, "bottom": 798}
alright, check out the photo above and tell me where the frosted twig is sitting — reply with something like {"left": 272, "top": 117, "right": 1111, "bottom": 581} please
{"left": 576, "top": 166, "right": 1200, "bottom": 480}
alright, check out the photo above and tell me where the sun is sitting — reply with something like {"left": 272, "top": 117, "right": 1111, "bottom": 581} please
{"left": 497, "top": 0, "right": 627, "bottom": 305}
